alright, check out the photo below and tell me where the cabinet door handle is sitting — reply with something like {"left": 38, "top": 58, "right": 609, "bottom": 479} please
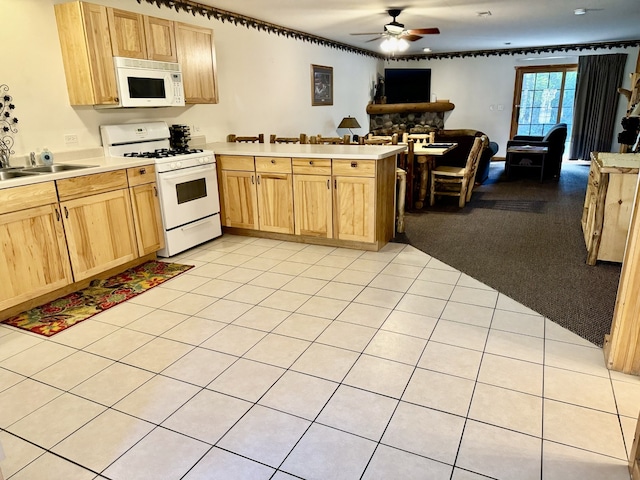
{"left": 55, "top": 208, "right": 60, "bottom": 221}
{"left": 139, "top": 167, "right": 146, "bottom": 174}
{"left": 327, "top": 179, "right": 330, "bottom": 189}
{"left": 251, "top": 175, "right": 255, "bottom": 184}
{"left": 334, "top": 179, "right": 337, "bottom": 189}
{"left": 64, "top": 206, "right": 69, "bottom": 218}
{"left": 257, "top": 175, "right": 261, "bottom": 185}
{"left": 153, "top": 186, "right": 158, "bottom": 197}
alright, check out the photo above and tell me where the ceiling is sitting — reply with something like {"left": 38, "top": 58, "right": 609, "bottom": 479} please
{"left": 192, "top": 0, "right": 640, "bottom": 56}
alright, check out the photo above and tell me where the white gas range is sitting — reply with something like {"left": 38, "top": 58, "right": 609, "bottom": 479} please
{"left": 100, "top": 122, "right": 222, "bottom": 257}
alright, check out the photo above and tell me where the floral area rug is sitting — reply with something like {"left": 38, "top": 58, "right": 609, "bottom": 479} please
{"left": 2, "top": 260, "right": 193, "bottom": 337}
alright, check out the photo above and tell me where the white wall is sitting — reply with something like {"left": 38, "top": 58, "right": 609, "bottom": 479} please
{"left": 3, "top": 0, "right": 637, "bottom": 159}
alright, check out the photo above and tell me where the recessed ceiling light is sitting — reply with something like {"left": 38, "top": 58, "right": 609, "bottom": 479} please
{"left": 574, "top": 8, "right": 587, "bottom": 15}
{"left": 477, "top": 11, "right": 492, "bottom": 17}
{"left": 423, "top": 47, "right": 432, "bottom": 52}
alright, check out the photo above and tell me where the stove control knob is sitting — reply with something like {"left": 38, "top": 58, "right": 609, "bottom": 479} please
{"left": 176, "top": 161, "right": 182, "bottom": 168}
{"left": 198, "top": 158, "right": 205, "bottom": 164}
{"left": 170, "top": 162, "right": 176, "bottom": 169}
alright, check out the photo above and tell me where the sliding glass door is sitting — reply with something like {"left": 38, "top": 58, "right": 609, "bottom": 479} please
{"left": 511, "top": 65, "right": 577, "bottom": 155}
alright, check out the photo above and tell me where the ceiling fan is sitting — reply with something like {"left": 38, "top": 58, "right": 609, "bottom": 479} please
{"left": 350, "top": 8, "right": 440, "bottom": 51}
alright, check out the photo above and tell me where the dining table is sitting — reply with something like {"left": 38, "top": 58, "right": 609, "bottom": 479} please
{"left": 411, "top": 142, "right": 458, "bottom": 209}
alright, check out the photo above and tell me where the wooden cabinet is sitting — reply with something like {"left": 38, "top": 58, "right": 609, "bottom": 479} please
{"left": 217, "top": 152, "right": 397, "bottom": 250}
{"left": 255, "top": 157, "right": 294, "bottom": 234}
{"left": 0, "top": 183, "right": 73, "bottom": 311}
{"left": 58, "top": 171, "right": 138, "bottom": 281}
{"left": 582, "top": 152, "right": 640, "bottom": 265}
{"left": 108, "top": 9, "right": 177, "bottom": 62}
{"left": 144, "top": 16, "right": 177, "bottom": 62}
{"left": 55, "top": 2, "right": 214, "bottom": 106}
{"left": 293, "top": 158, "right": 333, "bottom": 238}
{"left": 175, "top": 22, "right": 218, "bottom": 104}
{"left": 127, "top": 165, "right": 165, "bottom": 256}
{"left": 219, "top": 156, "right": 294, "bottom": 233}
{"left": 333, "top": 160, "right": 376, "bottom": 244}
{"left": 54, "top": 1, "right": 118, "bottom": 106}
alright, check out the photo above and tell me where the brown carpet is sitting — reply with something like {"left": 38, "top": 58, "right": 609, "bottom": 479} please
{"left": 396, "top": 161, "right": 621, "bottom": 346}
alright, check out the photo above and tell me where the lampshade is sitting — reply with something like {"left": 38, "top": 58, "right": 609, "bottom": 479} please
{"left": 338, "top": 116, "right": 361, "bottom": 129}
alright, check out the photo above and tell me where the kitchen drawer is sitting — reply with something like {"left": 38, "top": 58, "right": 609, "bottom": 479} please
{"left": 0, "top": 182, "right": 58, "bottom": 215}
{"left": 218, "top": 155, "right": 255, "bottom": 171}
{"left": 127, "top": 164, "right": 156, "bottom": 187}
{"left": 332, "top": 159, "right": 375, "bottom": 177}
{"left": 255, "top": 157, "right": 292, "bottom": 174}
{"left": 293, "top": 158, "right": 331, "bottom": 175}
{"left": 57, "top": 170, "right": 128, "bottom": 201}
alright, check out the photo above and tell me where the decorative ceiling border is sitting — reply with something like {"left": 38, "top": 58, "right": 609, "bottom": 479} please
{"left": 135, "top": 0, "right": 640, "bottom": 61}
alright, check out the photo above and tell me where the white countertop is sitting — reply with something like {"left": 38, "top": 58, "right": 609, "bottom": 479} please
{"left": 593, "top": 152, "right": 640, "bottom": 169}
{"left": 0, "top": 156, "right": 154, "bottom": 190}
{"left": 208, "top": 142, "right": 406, "bottom": 159}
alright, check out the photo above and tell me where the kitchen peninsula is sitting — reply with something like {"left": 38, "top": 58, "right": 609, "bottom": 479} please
{"left": 210, "top": 142, "right": 405, "bottom": 251}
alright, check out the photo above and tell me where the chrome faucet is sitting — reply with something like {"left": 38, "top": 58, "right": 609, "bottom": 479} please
{"left": 0, "top": 149, "right": 8, "bottom": 168}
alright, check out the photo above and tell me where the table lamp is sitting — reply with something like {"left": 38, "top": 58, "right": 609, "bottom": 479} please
{"left": 338, "top": 116, "right": 361, "bottom": 140}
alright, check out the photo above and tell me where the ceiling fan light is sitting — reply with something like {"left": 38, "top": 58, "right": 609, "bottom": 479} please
{"left": 398, "top": 38, "right": 409, "bottom": 51}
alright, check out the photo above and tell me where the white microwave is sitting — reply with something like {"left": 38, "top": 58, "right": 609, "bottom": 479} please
{"left": 106, "top": 57, "right": 186, "bottom": 108}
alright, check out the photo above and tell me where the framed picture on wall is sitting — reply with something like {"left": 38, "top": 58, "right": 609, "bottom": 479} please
{"left": 311, "top": 64, "right": 333, "bottom": 106}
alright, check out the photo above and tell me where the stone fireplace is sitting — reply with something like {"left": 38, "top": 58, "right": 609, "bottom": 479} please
{"left": 366, "top": 101, "right": 455, "bottom": 137}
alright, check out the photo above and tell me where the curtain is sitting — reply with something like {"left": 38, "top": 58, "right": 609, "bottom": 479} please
{"left": 570, "top": 53, "right": 627, "bottom": 160}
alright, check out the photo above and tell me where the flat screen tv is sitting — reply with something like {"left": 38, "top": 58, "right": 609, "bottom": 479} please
{"left": 384, "top": 68, "right": 431, "bottom": 104}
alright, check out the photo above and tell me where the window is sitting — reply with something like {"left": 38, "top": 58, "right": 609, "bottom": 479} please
{"left": 511, "top": 65, "right": 577, "bottom": 156}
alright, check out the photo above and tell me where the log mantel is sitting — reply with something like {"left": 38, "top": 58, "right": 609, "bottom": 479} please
{"left": 366, "top": 101, "right": 455, "bottom": 115}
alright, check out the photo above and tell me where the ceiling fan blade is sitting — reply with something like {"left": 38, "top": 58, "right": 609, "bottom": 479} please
{"left": 350, "top": 32, "right": 384, "bottom": 36}
{"left": 365, "top": 36, "right": 384, "bottom": 43}
{"left": 407, "top": 27, "right": 440, "bottom": 35}
{"left": 402, "top": 34, "right": 423, "bottom": 42}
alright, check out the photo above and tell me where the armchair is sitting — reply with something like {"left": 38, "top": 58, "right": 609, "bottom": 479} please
{"left": 506, "top": 123, "right": 567, "bottom": 179}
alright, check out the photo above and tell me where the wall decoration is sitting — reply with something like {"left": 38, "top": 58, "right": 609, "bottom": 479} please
{"left": 311, "top": 64, "right": 333, "bottom": 106}
{"left": 0, "top": 84, "right": 19, "bottom": 167}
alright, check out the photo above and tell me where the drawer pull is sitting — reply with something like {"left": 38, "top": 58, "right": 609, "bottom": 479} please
{"left": 271, "top": 159, "right": 276, "bottom": 164}
{"left": 351, "top": 161, "right": 358, "bottom": 168}
{"left": 309, "top": 160, "right": 314, "bottom": 165}
{"left": 139, "top": 167, "right": 146, "bottom": 174}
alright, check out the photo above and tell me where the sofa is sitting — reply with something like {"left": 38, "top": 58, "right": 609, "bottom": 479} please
{"left": 433, "top": 129, "right": 498, "bottom": 184}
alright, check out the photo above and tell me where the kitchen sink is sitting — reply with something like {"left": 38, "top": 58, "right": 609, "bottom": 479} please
{"left": 21, "top": 164, "right": 96, "bottom": 173}
{"left": 0, "top": 170, "right": 41, "bottom": 180}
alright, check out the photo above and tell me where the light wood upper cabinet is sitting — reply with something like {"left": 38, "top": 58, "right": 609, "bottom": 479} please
{"left": 54, "top": 1, "right": 118, "bottom": 105}
{"left": 0, "top": 184, "right": 73, "bottom": 311}
{"left": 175, "top": 22, "right": 218, "bottom": 104}
{"left": 107, "top": 8, "right": 147, "bottom": 59}
{"left": 61, "top": 188, "right": 139, "bottom": 281}
{"left": 107, "top": 9, "right": 177, "bottom": 62}
{"left": 144, "top": 16, "right": 177, "bottom": 62}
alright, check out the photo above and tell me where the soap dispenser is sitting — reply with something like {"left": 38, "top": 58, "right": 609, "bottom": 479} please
{"left": 40, "top": 148, "right": 54, "bottom": 166}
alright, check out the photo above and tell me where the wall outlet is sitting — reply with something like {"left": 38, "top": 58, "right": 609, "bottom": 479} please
{"left": 64, "top": 134, "right": 78, "bottom": 145}
{"left": 497, "top": 104, "right": 504, "bottom": 111}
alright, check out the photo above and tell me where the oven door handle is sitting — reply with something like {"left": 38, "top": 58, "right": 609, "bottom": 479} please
{"left": 159, "top": 164, "right": 216, "bottom": 183}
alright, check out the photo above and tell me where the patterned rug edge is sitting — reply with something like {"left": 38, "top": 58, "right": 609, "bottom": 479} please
{"left": 2, "top": 260, "right": 193, "bottom": 337}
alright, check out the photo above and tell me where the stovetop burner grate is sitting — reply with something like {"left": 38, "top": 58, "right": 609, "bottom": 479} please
{"left": 123, "top": 148, "right": 204, "bottom": 159}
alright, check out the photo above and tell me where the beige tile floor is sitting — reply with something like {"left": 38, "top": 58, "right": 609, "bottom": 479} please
{"left": 0, "top": 234, "right": 639, "bottom": 479}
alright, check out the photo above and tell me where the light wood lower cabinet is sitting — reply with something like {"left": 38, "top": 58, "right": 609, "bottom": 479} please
{"left": 219, "top": 156, "right": 295, "bottom": 234}
{"left": 218, "top": 154, "right": 396, "bottom": 250}
{"left": 61, "top": 188, "right": 138, "bottom": 281}
{"left": 0, "top": 196, "right": 73, "bottom": 311}
{"left": 221, "top": 170, "right": 259, "bottom": 229}
{"left": 293, "top": 158, "right": 333, "bottom": 238}
{"left": 127, "top": 165, "right": 164, "bottom": 256}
